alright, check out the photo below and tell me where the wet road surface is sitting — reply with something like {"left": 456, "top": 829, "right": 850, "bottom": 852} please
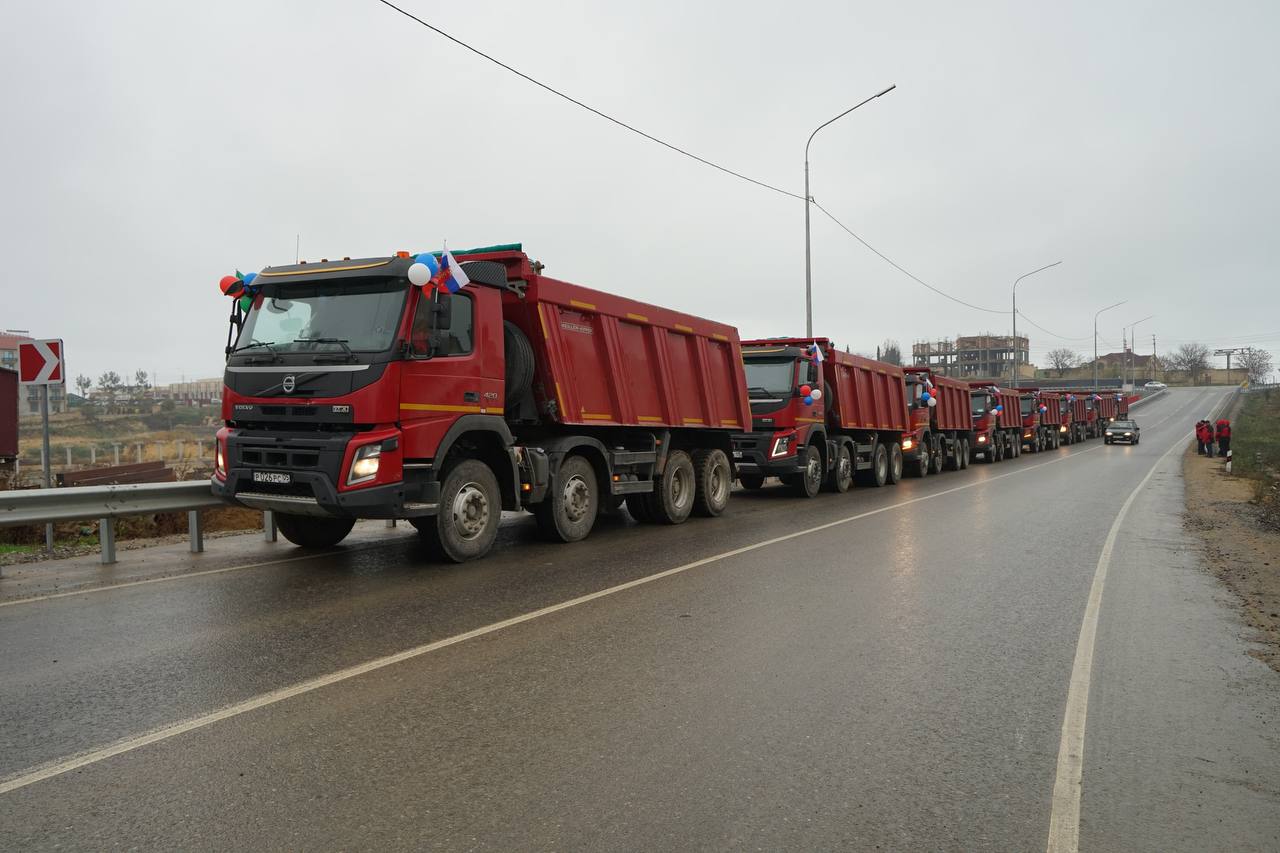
{"left": 2, "top": 387, "right": 1276, "bottom": 851}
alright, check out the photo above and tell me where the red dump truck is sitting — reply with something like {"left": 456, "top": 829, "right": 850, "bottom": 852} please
{"left": 734, "top": 339, "right": 909, "bottom": 496}
{"left": 213, "top": 245, "right": 750, "bottom": 561}
{"left": 968, "top": 383, "right": 1023, "bottom": 463}
{"left": 1058, "top": 393, "right": 1089, "bottom": 444}
{"left": 903, "top": 367, "right": 972, "bottom": 475}
{"left": 1017, "top": 389, "right": 1064, "bottom": 453}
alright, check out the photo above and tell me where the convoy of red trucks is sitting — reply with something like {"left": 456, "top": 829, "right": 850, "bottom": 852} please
{"left": 213, "top": 244, "right": 1136, "bottom": 560}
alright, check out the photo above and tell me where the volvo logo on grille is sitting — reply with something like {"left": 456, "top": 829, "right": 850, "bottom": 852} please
{"left": 282, "top": 375, "right": 296, "bottom": 393}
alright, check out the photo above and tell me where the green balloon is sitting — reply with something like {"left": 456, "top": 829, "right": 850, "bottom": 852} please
{"left": 238, "top": 295, "right": 253, "bottom": 312}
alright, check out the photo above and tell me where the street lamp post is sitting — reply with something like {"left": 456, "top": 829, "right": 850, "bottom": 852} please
{"left": 1010, "top": 261, "right": 1062, "bottom": 386}
{"left": 804, "top": 84, "right": 896, "bottom": 337}
{"left": 1125, "top": 314, "right": 1154, "bottom": 389}
{"left": 1093, "top": 301, "right": 1127, "bottom": 389}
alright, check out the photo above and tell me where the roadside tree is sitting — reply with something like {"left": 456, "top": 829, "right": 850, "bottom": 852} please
{"left": 1168, "top": 343, "right": 1211, "bottom": 384}
{"left": 1239, "top": 348, "right": 1274, "bottom": 385}
{"left": 1047, "top": 348, "right": 1082, "bottom": 377}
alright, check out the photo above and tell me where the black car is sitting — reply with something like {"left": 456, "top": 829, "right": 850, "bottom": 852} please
{"left": 1104, "top": 419, "right": 1140, "bottom": 444}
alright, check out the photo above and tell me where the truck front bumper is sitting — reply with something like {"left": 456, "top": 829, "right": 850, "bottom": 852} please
{"left": 731, "top": 431, "right": 806, "bottom": 478}
{"left": 213, "top": 469, "right": 439, "bottom": 519}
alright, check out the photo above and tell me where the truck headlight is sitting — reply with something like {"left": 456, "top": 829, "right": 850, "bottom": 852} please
{"left": 1060, "top": 425, "right": 1068, "bottom": 433}
{"left": 902, "top": 438, "right": 914, "bottom": 451}
{"left": 348, "top": 443, "right": 381, "bottom": 485}
{"left": 977, "top": 435, "right": 987, "bottom": 443}
{"left": 770, "top": 434, "right": 794, "bottom": 458}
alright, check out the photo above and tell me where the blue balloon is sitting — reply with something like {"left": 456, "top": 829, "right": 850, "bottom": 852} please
{"left": 803, "top": 395, "right": 814, "bottom": 405}
{"left": 921, "top": 391, "right": 931, "bottom": 402}
{"left": 413, "top": 253, "right": 440, "bottom": 276}
{"left": 242, "top": 271, "right": 257, "bottom": 286}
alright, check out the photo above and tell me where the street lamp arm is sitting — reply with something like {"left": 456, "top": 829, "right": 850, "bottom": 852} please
{"left": 805, "top": 84, "right": 897, "bottom": 162}
{"left": 1094, "top": 300, "right": 1127, "bottom": 322}
{"left": 1013, "top": 260, "right": 1062, "bottom": 294}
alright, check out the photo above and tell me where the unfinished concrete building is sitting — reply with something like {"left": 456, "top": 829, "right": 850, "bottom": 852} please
{"left": 911, "top": 334, "right": 1032, "bottom": 380}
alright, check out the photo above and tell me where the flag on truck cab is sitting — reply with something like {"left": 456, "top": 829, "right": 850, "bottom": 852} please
{"left": 431, "top": 247, "right": 470, "bottom": 294}
{"left": 808, "top": 341, "right": 824, "bottom": 363}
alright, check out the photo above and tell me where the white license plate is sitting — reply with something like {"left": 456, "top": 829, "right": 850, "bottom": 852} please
{"left": 732, "top": 451, "right": 743, "bottom": 459}
{"left": 253, "top": 471, "right": 291, "bottom": 484}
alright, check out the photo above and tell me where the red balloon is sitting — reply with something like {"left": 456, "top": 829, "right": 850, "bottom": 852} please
{"left": 800, "top": 384, "right": 812, "bottom": 396}
{"left": 219, "top": 274, "right": 244, "bottom": 297}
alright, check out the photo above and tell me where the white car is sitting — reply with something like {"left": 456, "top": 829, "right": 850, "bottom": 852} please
{"left": 1143, "top": 381, "right": 1167, "bottom": 390}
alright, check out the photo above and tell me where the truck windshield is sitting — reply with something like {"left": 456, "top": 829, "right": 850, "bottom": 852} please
{"left": 1020, "top": 398, "right": 1035, "bottom": 416}
{"left": 236, "top": 278, "right": 407, "bottom": 354}
{"left": 743, "top": 358, "right": 796, "bottom": 397}
{"left": 970, "top": 394, "right": 989, "bottom": 416}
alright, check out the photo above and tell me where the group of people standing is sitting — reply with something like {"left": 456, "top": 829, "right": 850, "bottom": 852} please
{"left": 1196, "top": 418, "right": 1231, "bottom": 457}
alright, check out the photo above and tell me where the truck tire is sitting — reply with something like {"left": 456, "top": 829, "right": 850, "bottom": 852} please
{"left": 418, "top": 459, "right": 501, "bottom": 562}
{"left": 909, "top": 438, "right": 929, "bottom": 477}
{"left": 942, "top": 438, "right": 958, "bottom": 472}
{"left": 276, "top": 513, "right": 355, "bottom": 549}
{"left": 651, "top": 449, "right": 695, "bottom": 524}
{"left": 825, "top": 442, "right": 853, "bottom": 492}
{"left": 959, "top": 439, "right": 970, "bottom": 469}
{"left": 739, "top": 473, "right": 765, "bottom": 490}
{"left": 870, "top": 442, "right": 889, "bottom": 487}
{"left": 534, "top": 454, "right": 598, "bottom": 542}
{"left": 691, "top": 448, "right": 731, "bottom": 517}
{"left": 625, "top": 493, "right": 654, "bottom": 523}
{"left": 1010, "top": 434, "right": 1020, "bottom": 457}
{"left": 887, "top": 442, "right": 903, "bottom": 484}
{"left": 791, "top": 444, "right": 823, "bottom": 498}
{"left": 503, "top": 321, "right": 535, "bottom": 408}
{"left": 986, "top": 438, "right": 998, "bottom": 463}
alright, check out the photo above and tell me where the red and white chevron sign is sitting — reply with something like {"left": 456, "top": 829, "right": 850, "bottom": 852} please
{"left": 18, "top": 339, "right": 65, "bottom": 385}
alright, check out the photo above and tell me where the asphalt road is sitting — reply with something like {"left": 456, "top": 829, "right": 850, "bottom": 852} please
{"left": 2, "top": 387, "right": 1276, "bottom": 851}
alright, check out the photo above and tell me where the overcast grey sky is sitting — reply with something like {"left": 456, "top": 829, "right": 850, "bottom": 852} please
{"left": 2, "top": 0, "right": 1277, "bottom": 384}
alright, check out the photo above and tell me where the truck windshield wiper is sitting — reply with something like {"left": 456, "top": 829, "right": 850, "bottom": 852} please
{"left": 294, "top": 338, "right": 355, "bottom": 360}
{"left": 233, "top": 341, "right": 281, "bottom": 360}
{"left": 747, "top": 386, "right": 780, "bottom": 398}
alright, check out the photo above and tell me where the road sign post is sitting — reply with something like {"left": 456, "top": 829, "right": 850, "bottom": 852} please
{"left": 19, "top": 339, "right": 65, "bottom": 555}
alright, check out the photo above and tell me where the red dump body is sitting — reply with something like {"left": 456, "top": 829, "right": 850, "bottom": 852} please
{"left": 0, "top": 368, "right": 16, "bottom": 460}
{"left": 502, "top": 262, "right": 751, "bottom": 432}
{"left": 813, "top": 342, "right": 910, "bottom": 433}
{"left": 905, "top": 367, "right": 969, "bottom": 432}
{"left": 1038, "top": 392, "right": 1064, "bottom": 428}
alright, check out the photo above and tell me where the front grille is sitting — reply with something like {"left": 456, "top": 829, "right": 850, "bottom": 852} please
{"left": 239, "top": 447, "right": 322, "bottom": 468}
{"left": 236, "top": 479, "right": 315, "bottom": 498}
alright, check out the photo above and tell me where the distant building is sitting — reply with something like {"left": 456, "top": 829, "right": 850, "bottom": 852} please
{"left": 0, "top": 332, "right": 67, "bottom": 416}
{"left": 911, "top": 334, "right": 1033, "bottom": 380}
{"left": 156, "top": 378, "right": 223, "bottom": 404}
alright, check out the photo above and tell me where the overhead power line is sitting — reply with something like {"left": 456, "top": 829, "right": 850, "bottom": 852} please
{"left": 372, "top": 0, "right": 803, "bottom": 201}
{"left": 1015, "top": 310, "right": 1093, "bottom": 342}
{"left": 811, "top": 202, "right": 1005, "bottom": 314}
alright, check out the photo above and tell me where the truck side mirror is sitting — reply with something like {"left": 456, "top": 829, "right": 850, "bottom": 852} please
{"left": 431, "top": 295, "right": 452, "bottom": 331}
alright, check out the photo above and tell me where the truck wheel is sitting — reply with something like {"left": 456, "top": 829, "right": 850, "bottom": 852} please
{"left": 502, "top": 321, "right": 535, "bottom": 411}
{"left": 419, "top": 459, "right": 501, "bottom": 562}
{"left": 910, "top": 448, "right": 928, "bottom": 478}
{"left": 1011, "top": 434, "right": 1020, "bottom": 457}
{"left": 625, "top": 493, "right": 654, "bottom": 523}
{"left": 791, "top": 444, "right": 823, "bottom": 498}
{"left": 870, "top": 442, "right": 889, "bottom": 487}
{"left": 276, "top": 513, "right": 355, "bottom": 549}
{"left": 826, "top": 443, "right": 853, "bottom": 492}
{"left": 739, "top": 473, "right": 765, "bottom": 490}
{"left": 534, "top": 454, "right": 598, "bottom": 542}
{"left": 986, "top": 438, "right": 998, "bottom": 463}
{"left": 959, "top": 439, "right": 970, "bottom": 469}
{"left": 887, "top": 442, "right": 903, "bottom": 484}
{"left": 651, "top": 449, "right": 695, "bottom": 524}
{"left": 692, "top": 448, "right": 732, "bottom": 517}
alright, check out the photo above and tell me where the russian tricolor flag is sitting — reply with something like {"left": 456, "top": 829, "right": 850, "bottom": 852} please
{"left": 431, "top": 247, "right": 470, "bottom": 294}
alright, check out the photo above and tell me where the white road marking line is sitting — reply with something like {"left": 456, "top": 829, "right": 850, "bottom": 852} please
{"left": 1045, "top": 389, "right": 1232, "bottom": 853}
{"left": 0, "top": 444, "right": 1100, "bottom": 796}
{"left": 0, "top": 541, "right": 397, "bottom": 609}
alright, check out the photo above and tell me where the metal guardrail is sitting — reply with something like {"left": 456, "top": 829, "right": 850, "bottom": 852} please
{"left": 0, "top": 480, "right": 276, "bottom": 568}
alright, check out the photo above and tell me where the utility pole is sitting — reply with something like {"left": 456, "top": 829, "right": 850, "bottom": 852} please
{"left": 1152, "top": 334, "right": 1157, "bottom": 381}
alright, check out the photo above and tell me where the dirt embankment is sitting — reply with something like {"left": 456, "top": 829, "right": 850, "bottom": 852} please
{"left": 1184, "top": 444, "right": 1280, "bottom": 673}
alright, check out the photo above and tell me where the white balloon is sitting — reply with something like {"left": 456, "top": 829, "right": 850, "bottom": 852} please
{"left": 407, "top": 262, "right": 431, "bottom": 286}
{"left": 927, "top": 397, "right": 937, "bottom": 407}
{"left": 810, "top": 388, "right": 822, "bottom": 401}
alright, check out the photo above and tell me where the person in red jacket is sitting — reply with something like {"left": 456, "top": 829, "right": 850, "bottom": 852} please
{"left": 1195, "top": 420, "right": 1209, "bottom": 455}
{"left": 1216, "top": 419, "right": 1231, "bottom": 456}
